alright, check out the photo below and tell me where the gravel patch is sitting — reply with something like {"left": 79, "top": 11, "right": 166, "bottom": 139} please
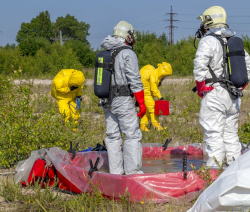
{"left": 13, "top": 79, "right": 94, "bottom": 86}
{"left": 13, "top": 78, "right": 194, "bottom": 86}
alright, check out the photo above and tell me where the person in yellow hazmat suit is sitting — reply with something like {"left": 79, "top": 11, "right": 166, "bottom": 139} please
{"left": 50, "top": 69, "right": 85, "bottom": 124}
{"left": 140, "top": 62, "right": 172, "bottom": 131}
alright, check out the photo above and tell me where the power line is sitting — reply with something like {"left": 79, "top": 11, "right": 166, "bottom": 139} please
{"left": 164, "top": 6, "right": 179, "bottom": 44}
{"left": 136, "top": 21, "right": 166, "bottom": 29}
{"left": 179, "top": 20, "right": 250, "bottom": 25}
{"left": 174, "top": 5, "right": 250, "bottom": 10}
{"left": 90, "top": 8, "right": 167, "bottom": 29}
{"left": 178, "top": 13, "right": 250, "bottom": 18}
{"left": 90, "top": 6, "right": 250, "bottom": 29}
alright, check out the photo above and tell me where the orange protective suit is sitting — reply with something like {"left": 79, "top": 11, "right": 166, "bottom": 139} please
{"left": 140, "top": 62, "right": 172, "bottom": 131}
{"left": 50, "top": 69, "right": 85, "bottom": 123}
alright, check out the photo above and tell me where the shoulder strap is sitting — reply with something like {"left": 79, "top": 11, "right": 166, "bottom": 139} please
{"left": 106, "top": 46, "right": 134, "bottom": 105}
{"left": 112, "top": 46, "right": 134, "bottom": 58}
{"left": 206, "top": 34, "right": 229, "bottom": 80}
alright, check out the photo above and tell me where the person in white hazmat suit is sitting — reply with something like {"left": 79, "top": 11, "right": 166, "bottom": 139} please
{"left": 100, "top": 21, "right": 146, "bottom": 175}
{"left": 194, "top": 6, "right": 250, "bottom": 167}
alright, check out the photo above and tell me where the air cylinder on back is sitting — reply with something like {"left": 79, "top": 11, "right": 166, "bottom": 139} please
{"left": 94, "top": 51, "right": 112, "bottom": 98}
{"left": 227, "top": 37, "right": 248, "bottom": 88}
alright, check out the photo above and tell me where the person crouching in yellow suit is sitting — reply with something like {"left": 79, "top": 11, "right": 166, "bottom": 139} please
{"left": 140, "top": 62, "right": 172, "bottom": 131}
{"left": 50, "top": 69, "right": 85, "bottom": 124}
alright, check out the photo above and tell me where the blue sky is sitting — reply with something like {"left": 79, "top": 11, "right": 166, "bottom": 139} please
{"left": 1, "top": 0, "right": 250, "bottom": 50}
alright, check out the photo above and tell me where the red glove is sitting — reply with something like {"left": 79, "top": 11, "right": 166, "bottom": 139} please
{"left": 134, "top": 90, "right": 146, "bottom": 118}
{"left": 242, "top": 83, "right": 248, "bottom": 90}
{"left": 196, "top": 81, "right": 214, "bottom": 98}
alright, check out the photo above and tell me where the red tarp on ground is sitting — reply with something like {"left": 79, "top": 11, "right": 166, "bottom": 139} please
{"left": 15, "top": 144, "right": 217, "bottom": 203}
{"left": 142, "top": 144, "right": 203, "bottom": 157}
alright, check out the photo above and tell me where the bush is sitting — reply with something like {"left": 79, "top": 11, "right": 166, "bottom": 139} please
{"left": 0, "top": 76, "right": 76, "bottom": 167}
{"left": 0, "top": 43, "right": 83, "bottom": 77}
{"left": 0, "top": 47, "right": 22, "bottom": 75}
{"left": 134, "top": 32, "right": 197, "bottom": 76}
{"left": 0, "top": 75, "right": 105, "bottom": 168}
{"left": 18, "top": 37, "right": 51, "bottom": 56}
{"left": 1, "top": 32, "right": 250, "bottom": 78}
{"left": 64, "top": 40, "right": 96, "bottom": 67}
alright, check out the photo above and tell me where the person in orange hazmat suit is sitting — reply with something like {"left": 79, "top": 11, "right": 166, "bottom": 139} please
{"left": 50, "top": 69, "right": 85, "bottom": 123}
{"left": 140, "top": 62, "right": 172, "bottom": 131}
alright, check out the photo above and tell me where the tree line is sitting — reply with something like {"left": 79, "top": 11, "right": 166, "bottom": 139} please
{"left": 1, "top": 10, "right": 250, "bottom": 77}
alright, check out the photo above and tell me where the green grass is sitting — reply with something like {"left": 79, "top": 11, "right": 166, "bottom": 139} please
{"left": 1, "top": 75, "right": 250, "bottom": 211}
{"left": 0, "top": 176, "right": 192, "bottom": 211}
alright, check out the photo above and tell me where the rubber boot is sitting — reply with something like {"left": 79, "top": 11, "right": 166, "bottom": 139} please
{"left": 140, "top": 124, "right": 150, "bottom": 132}
{"left": 152, "top": 122, "right": 164, "bottom": 130}
{"left": 140, "top": 110, "right": 150, "bottom": 132}
{"left": 150, "top": 112, "right": 166, "bottom": 131}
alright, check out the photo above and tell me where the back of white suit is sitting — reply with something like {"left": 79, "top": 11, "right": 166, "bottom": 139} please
{"left": 193, "top": 28, "right": 250, "bottom": 166}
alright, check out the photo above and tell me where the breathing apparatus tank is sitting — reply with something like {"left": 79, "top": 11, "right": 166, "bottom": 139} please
{"left": 227, "top": 36, "right": 248, "bottom": 88}
{"left": 94, "top": 51, "right": 113, "bottom": 99}
{"left": 94, "top": 46, "right": 134, "bottom": 106}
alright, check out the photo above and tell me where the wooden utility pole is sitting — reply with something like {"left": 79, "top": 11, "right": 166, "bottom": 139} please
{"left": 50, "top": 30, "right": 71, "bottom": 45}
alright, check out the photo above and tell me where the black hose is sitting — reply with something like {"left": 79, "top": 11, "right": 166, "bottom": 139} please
{"left": 194, "top": 37, "right": 198, "bottom": 49}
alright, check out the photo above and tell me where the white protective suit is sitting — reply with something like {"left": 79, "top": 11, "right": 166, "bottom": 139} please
{"left": 188, "top": 150, "right": 250, "bottom": 212}
{"left": 194, "top": 28, "right": 250, "bottom": 167}
{"left": 101, "top": 36, "right": 144, "bottom": 175}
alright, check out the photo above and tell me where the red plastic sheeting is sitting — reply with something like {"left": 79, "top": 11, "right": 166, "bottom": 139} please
{"left": 37, "top": 144, "right": 217, "bottom": 203}
{"left": 21, "top": 159, "right": 55, "bottom": 188}
{"left": 91, "top": 170, "right": 218, "bottom": 203}
{"left": 142, "top": 145, "right": 203, "bottom": 157}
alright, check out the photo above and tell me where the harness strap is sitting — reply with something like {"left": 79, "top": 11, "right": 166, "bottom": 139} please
{"left": 193, "top": 34, "right": 244, "bottom": 99}
{"left": 111, "top": 85, "right": 132, "bottom": 97}
{"left": 227, "top": 50, "right": 245, "bottom": 57}
{"left": 105, "top": 46, "right": 136, "bottom": 107}
{"left": 207, "top": 34, "right": 229, "bottom": 80}
{"left": 95, "top": 61, "right": 113, "bottom": 70}
{"left": 111, "top": 46, "right": 134, "bottom": 58}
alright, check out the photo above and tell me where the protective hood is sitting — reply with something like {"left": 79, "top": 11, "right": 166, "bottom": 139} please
{"left": 156, "top": 62, "right": 172, "bottom": 81}
{"left": 68, "top": 70, "right": 85, "bottom": 87}
{"left": 207, "top": 27, "right": 236, "bottom": 38}
{"left": 101, "top": 35, "right": 127, "bottom": 50}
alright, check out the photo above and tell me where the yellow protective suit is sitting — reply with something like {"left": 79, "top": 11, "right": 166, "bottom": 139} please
{"left": 140, "top": 62, "right": 172, "bottom": 131}
{"left": 50, "top": 69, "right": 85, "bottom": 123}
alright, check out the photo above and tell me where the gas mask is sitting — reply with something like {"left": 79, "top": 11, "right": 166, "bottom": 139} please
{"left": 194, "top": 15, "right": 213, "bottom": 49}
{"left": 158, "top": 76, "right": 168, "bottom": 87}
{"left": 128, "top": 30, "right": 136, "bottom": 45}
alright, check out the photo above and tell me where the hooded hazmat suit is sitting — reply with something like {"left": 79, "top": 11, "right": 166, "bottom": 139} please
{"left": 194, "top": 28, "right": 250, "bottom": 167}
{"left": 101, "top": 35, "right": 144, "bottom": 175}
{"left": 50, "top": 69, "right": 85, "bottom": 123}
{"left": 140, "top": 62, "right": 172, "bottom": 131}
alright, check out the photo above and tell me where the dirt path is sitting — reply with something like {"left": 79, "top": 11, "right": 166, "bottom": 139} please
{"left": 13, "top": 78, "right": 194, "bottom": 86}
{"left": 13, "top": 79, "right": 94, "bottom": 86}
